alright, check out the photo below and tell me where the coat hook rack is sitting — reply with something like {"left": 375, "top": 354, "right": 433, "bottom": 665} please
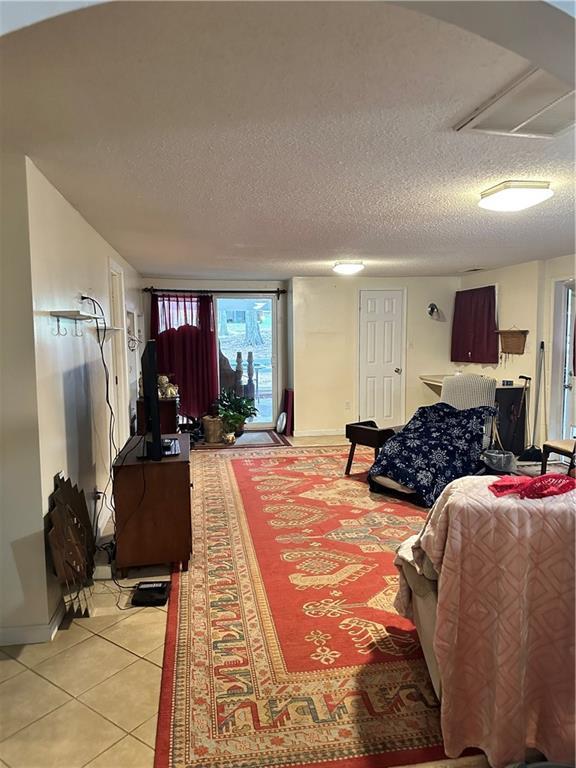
{"left": 52, "top": 317, "right": 68, "bottom": 337}
{"left": 50, "top": 310, "right": 101, "bottom": 338}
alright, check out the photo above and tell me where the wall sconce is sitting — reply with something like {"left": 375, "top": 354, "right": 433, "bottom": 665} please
{"left": 427, "top": 303, "right": 439, "bottom": 317}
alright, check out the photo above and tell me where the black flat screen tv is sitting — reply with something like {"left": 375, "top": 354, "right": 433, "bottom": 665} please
{"left": 140, "top": 340, "right": 162, "bottom": 461}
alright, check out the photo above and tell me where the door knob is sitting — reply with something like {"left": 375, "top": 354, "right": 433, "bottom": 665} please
{"left": 394, "top": 368, "right": 402, "bottom": 374}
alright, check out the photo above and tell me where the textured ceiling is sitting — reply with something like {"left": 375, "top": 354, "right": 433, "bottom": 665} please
{"left": 1, "top": 1, "right": 574, "bottom": 278}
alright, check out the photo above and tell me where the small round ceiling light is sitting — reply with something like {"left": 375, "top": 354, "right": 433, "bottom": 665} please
{"left": 333, "top": 261, "right": 365, "bottom": 275}
{"left": 478, "top": 180, "right": 554, "bottom": 212}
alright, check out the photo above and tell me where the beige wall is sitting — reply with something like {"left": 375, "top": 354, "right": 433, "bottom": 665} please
{"left": 291, "top": 258, "right": 575, "bottom": 438}
{"left": 0, "top": 150, "right": 52, "bottom": 640}
{"left": 460, "top": 256, "right": 575, "bottom": 442}
{"left": 1, "top": 157, "right": 142, "bottom": 643}
{"left": 459, "top": 261, "right": 542, "bottom": 385}
{"left": 27, "top": 160, "right": 141, "bottom": 532}
{"left": 291, "top": 276, "right": 460, "bottom": 435}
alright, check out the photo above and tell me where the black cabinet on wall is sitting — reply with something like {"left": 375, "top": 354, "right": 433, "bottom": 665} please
{"left": 495, "top": 387, "right": 526, "bottom": 455}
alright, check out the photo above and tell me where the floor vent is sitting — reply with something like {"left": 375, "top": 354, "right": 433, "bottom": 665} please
{"left": 455, "top": 68, "right": 574, "bottom": 139}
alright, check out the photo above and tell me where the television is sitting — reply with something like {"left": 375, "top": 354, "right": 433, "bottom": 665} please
{"left": 140, "top": 340, "right": 162, "bottom": 461}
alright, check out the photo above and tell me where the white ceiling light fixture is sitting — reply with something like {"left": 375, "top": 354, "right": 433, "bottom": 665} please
{"left": 333, "top": 261, "right": 365, "bottom": 275}
{"left": 478, "top": 180, "right": 554, "bottom": 212}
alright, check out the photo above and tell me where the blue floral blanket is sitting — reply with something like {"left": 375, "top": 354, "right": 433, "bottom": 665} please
{"left": 368, "top": 402, "right": 496, "bottom": 506}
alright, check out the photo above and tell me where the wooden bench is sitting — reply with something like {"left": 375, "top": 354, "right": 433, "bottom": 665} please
{"left": 344, "top": 421, "right": 395, "bottom": 475}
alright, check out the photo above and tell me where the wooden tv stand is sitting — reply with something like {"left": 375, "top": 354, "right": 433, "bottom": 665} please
{"left": 112, "top": 433, "right": 191, "bottom": 574}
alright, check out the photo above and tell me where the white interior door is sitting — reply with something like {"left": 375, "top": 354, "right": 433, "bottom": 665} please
{"left": 359, "top": 289, "right": 405, "bottom": 427}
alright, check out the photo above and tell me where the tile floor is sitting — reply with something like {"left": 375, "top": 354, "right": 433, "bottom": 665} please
{"left": 0, "top": 568, "right": 170, "bottom": 768}
{"left": 0, "top": 440, "right": 354, "bottom": 768}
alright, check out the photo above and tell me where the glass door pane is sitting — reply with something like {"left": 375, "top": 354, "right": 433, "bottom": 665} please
{"left": 216, "top": 297, "right": 275, "bottom": 426}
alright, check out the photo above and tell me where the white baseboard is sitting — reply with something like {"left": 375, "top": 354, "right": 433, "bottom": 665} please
{"left": 292, "top": 429, "right": 346, "bottom": 437}
{"left": 0, "top": 599, "right": 66, "bottom": 646}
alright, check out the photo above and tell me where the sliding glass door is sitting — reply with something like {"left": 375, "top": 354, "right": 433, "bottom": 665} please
{"left": 216, "top": 296, "right": 276, "bottom": 427}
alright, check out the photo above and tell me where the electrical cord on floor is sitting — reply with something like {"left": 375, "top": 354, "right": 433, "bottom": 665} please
{"left": 96, "top": 577, "right": 135, "bottom": 610}
{"left": 82, "top": 295, "right": 159, "bottom": 594}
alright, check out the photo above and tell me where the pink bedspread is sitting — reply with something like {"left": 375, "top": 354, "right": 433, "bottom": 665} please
{"left": 404, "top": 475, "right": 575, "bottom": 766}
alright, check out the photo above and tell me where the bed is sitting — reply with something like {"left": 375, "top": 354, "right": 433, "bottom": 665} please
{"left": 394, "top": 474, "right": 575, "bottom": 767}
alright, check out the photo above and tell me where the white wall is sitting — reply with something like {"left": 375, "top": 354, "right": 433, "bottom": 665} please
{"left": 291, "top": 275, "right": 460, "bottom": 435}
{"left": 0, "top": 150, "right": 52, "bottom": 642}
{"left": 27, "top": 160, "right": 142, "bottom": 533}
{"left": 0, "top": 157, "right": 142, "bottom": 644}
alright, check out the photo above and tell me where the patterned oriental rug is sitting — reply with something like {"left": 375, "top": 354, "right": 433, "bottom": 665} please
{"left": 156, "top": 447, "right": 475, "bottom": 768}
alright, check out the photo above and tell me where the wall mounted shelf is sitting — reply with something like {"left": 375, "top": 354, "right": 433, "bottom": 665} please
{"left": 50, "top": 310, "right": 101, "bottom": 322}
{"left": 50, "top": 310, "right": 101, "bottom": 337}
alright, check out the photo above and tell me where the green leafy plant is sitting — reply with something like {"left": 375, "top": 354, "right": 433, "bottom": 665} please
{"left": 216, "top": 389, "right": 258, "bottom": 436}
{"left": 220, "top": 410, "right": 246, "bottom": 434}
{"left": 216, "top": 390, "right": 258, "bottom": 420}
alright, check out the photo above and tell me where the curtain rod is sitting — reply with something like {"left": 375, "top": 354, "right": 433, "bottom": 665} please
{"left": 143, "top": 286, "right": 287, "bottom": 300}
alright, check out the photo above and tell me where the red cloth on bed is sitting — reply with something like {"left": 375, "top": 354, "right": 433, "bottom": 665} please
{"left": 489, "top": 473, "right": 576, "bottom": 498}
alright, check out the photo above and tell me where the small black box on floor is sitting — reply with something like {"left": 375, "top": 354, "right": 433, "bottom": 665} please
{"left": 131, "top": 581, "right": 171, "bottom": 607}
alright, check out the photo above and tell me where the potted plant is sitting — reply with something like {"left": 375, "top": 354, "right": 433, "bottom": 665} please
{"left": 216, "top": 389, "right": 258, "bottom": 436}
{"left": 220, "top": 411, "right": 245, "bottom": 444}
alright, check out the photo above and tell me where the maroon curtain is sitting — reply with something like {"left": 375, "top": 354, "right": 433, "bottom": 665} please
{"left": 150, "top": 293, "right": 218, "bottom": 418}
{"left": 451, "top": 285, "right": 499, "bottom": 364}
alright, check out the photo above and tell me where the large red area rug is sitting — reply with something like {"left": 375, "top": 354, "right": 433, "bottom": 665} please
{"left": 156, "top": 447, "right": 467, "bottom": 768}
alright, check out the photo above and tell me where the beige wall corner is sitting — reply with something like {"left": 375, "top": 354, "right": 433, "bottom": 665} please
{"left": 26, "top": 159, "right": 141, "bottom": 535}
{"left": 0, "top": 149, "right": 54, "bottom": 638}
{"left": 460, "top": 256, "right": 576, "bottom": 445}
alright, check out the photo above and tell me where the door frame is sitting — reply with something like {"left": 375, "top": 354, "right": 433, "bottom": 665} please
{"left": 109, "top": 261, "right": 130, "bottom": 447}
{"left": 549, "top": 277, "right": 575, "bottom": 440}
{"left": 214, "top": 293, "right": 280, "bottom": 429}
{"left": 357, "top": 288, "right": 407, "bottom": 426}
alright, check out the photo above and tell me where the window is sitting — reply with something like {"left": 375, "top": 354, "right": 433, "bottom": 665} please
{"left": 451, "top": 285, "right": 498, "bottom": 363}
